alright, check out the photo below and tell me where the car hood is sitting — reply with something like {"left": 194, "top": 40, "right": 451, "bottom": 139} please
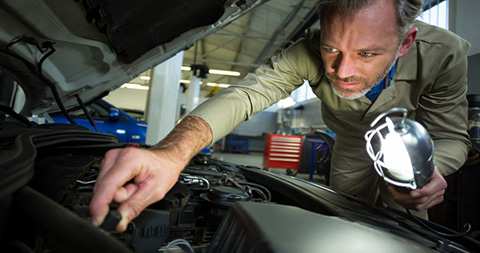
{"left": 0, "top": 0, "right": 266, "bottom": 116}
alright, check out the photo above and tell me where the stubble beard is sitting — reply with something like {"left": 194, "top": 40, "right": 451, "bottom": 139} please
{"left": 327, "top": 50, "right": 400, "bottom": 100}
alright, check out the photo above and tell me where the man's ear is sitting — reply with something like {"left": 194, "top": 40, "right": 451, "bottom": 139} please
{"left": 398, "top": 27, "right": 418, "bottom": 58}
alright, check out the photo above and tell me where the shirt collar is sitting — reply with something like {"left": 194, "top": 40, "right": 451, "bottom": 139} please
{"left": 394, "top": 41, "right": 418, "bottom": 81}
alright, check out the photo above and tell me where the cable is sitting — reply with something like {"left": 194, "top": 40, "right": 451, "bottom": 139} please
{"left": 76, "top": 179, "right": 96, "bottom": 185}
{"left": 1, "top": 37, "right": 77, "bottom": 125}
{"left": 240, "top": 181, "right": 271, "bottom": 202}
{"left": 406, "top": 209, "right": 472, "bottom": 238}
{"left": 163, "top": 239, "right": 194, "bottom": 253}
{"left": 75, "top": 94, "right": 98, "bottom": 132}
{"left": 0, "top": 102, "right": 33, "bottom": 127}
{"left": 248, "top": 186, "right": 269, "bottom": 202}
{"left": 36, "top": 41, "right": 55, "bottom": 74}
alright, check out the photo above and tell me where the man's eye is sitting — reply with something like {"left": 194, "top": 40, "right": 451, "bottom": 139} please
{"left": 323, "top": 47, "right": 337, "bottom": 53}
{"left": 360, "top": 52, "right": 374, "bottom": 57}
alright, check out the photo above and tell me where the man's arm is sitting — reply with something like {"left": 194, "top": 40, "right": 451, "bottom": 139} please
{"left": 89, "top": 116, "right": 212, "bottom": 231}
{"left": 389, "top": 23, "right": 470, "bottom": 211}
{"left": 89, "top": 30, "right": 323, "bottom": 231}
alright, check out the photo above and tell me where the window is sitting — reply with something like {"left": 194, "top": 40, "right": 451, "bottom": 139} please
{"left": 417, "top": 0, "right": 449, "bottom": 30}
{"left": 291, "top": 80, "right": 316, "bottom": 103}
{"left": 267, "top": 81, "right": 316, "bottom": 111}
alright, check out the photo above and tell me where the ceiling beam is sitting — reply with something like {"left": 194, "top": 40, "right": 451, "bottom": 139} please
{"left": 253, "top": 0, "right": 307, "bottom": 66}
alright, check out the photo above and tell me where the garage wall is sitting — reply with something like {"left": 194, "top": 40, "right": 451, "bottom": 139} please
{"left": 449, "top": 0, "right": 480, "bottom": 95}
{"left": 290, "top": 100, "right": 326, "bottom": 132}
{"left": 229, "top": 111, "right": 277, "bottom": 136}
{"left": 468, "top": 53, "right": 480, "bottom": 95}
{"left": 450, "top": 0, "right": 480, "bottom": 56}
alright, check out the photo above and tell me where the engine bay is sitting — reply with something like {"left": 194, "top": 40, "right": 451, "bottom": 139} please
{"left": 1, "top": 128, "right": 479, "bottom": 252}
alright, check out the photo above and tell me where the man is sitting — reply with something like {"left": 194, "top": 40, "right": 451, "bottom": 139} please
{"left": 90, "top": 0, "right": 471, "bottom": 232}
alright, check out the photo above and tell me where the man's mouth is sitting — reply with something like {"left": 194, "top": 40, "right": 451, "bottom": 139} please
{"left": 334, "top": 81, "right": 360, "bottom": 90}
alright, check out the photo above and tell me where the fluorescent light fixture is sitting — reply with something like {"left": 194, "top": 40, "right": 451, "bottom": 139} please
{"left": 208, "top": 69, "right": 241, "bottom": 76}
{"left": 206, "top": 82, "right": 230, "bottom": 88}
{"left": 121, "top": 83, "right": 149, "bottom": 90}
{"left": 180, "top": 79, "right": 204, "bottom": 85}
{"left": 181, "top": 66, "right": 241, "bottom": 77}
{"left": 277, "top": 97, "right": 296, "bottom": 108}
{"left": 139, "top": 76, "right": 151, "bottom": 80}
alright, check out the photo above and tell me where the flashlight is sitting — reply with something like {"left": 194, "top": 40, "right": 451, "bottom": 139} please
{"left": 365, "top": 108, "right": 435, "bottom": 189}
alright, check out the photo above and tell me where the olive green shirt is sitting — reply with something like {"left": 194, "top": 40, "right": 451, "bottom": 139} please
{"left": 190, "top": 21, "right": 471, "bottom": 176}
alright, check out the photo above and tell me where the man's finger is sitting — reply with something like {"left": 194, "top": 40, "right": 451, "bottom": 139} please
{"left": 115, "top": 179, "right": 164, "bottom": 231}
{"left": 97, "top": 148, "right": 130, "bottom": 183}
{"left": 413, "top": 188, "right": 445, "bottom": 211}
{"left": 113, "top": 183, "right": 140, "bottom": 203}
{"left": 90, "top": 152, "right": 143, "bottom": 227}
{"left": 414, "top": 167, "right": 446, "bottom": 195}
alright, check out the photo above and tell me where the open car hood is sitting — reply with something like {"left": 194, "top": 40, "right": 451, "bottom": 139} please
{"left": 0, "top": 0, "right": 266, "bottom": 116}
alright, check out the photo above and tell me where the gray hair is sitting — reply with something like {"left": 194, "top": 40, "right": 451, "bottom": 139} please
{"left": 317, "top": 0, "right": 423, "bottom": 38}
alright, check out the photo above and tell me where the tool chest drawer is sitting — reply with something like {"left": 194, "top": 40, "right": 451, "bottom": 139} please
{"left": 263, "top": 134, "right": 303, "bottom": 170}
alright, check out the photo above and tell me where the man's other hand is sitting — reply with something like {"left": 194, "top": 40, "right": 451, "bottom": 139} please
{"left": 387, "top": 166, "right": 447, "bottom": 211}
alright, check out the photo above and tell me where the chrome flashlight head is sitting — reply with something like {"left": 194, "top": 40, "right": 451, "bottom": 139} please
{"left": 365, "top": 108, "right": 435, "bottom": 189}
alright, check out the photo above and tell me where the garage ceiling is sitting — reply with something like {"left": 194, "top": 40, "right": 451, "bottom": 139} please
{"left": 128, "top": 0, "right": 438, "bottom": 95}
{"left": 130, "top": 0, "right": 320, "bottom": 93}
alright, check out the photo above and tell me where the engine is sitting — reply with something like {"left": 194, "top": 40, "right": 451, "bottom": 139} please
{"left": 42, "top": 153, "right": 271, "bottom": 252}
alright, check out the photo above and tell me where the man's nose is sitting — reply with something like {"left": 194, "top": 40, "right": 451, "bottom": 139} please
{"left": 333, "top": 54, "right": 357, "bottom": 79}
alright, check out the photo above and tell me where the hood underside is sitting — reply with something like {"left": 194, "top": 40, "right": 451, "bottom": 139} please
{"left": 0, "top": 0, "right": 266, "bottom": 115}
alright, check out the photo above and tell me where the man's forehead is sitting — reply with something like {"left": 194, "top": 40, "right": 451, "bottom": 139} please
{"left": 319, "top": 0, "right": 399, "bottom": 47}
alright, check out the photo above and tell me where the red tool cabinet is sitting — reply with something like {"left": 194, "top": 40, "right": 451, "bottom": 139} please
{"left": 263, "top": 134, "right": 303, "bottom": 170}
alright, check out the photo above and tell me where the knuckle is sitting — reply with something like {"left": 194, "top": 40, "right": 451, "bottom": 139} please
{"left": 121, "top": 147, "right": 141, "bottom": 157}
{"left": 104, "top": 148, "right": 120, "bottom": 159}
{"left": 126, "top": 202, "right": 145, "bottom": 221}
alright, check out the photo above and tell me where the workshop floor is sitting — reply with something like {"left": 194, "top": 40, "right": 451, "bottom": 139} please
{"left": 210, "top": 151, "right": 327, "bottom": 185}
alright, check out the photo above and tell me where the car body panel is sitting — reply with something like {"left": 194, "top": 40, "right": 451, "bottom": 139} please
{"left": 0, "top": 0, "right": 267, "bottom": 115}
{"left": 49, "top": 99, "right": 147, "bottom": 143}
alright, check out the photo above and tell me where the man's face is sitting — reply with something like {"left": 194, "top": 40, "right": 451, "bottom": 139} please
{"left": 320, "top": 0, "right": 402, "bottom": 100}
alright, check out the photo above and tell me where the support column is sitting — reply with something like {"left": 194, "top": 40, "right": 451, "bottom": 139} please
{"left": 185, "top": 74, "right": 201, "bottom": 115}
{"left": 145, "top": 52, "right": 184, "bottom": 145}
{"left": 185, "top": 64, "right": 209, "bottom": 115}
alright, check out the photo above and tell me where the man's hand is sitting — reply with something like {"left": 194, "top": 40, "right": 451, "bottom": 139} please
{"left": 387, "top": 166, "right": 447, "bottom": 211}
{"left": 89, "top": 116, "right": 212, "bottom": 232}
{"left": 89, "top": 147, "right": 186, "bottom": 231}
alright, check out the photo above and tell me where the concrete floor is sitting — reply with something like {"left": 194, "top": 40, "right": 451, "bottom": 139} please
{"left": 210, "top": 151, "right": 327, "bottom": 185}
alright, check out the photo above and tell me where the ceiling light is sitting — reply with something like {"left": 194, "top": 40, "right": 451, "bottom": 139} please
{"left": 206, "top": 82, "right": 230, "bottom": 88}
{"left": 181, "top": 79, "right": 204, "bottom": 85}
{"left": 121, "top": 83, "right": 149, "bottom": 90}
{"left": 139, "top": 76, "right": 151, "bottom": 80}
{"left": 181, "top": 66, "right": 241, "bottom": 77}
{"left": 208, "top": 69, "right": 241, "bottom": 76}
